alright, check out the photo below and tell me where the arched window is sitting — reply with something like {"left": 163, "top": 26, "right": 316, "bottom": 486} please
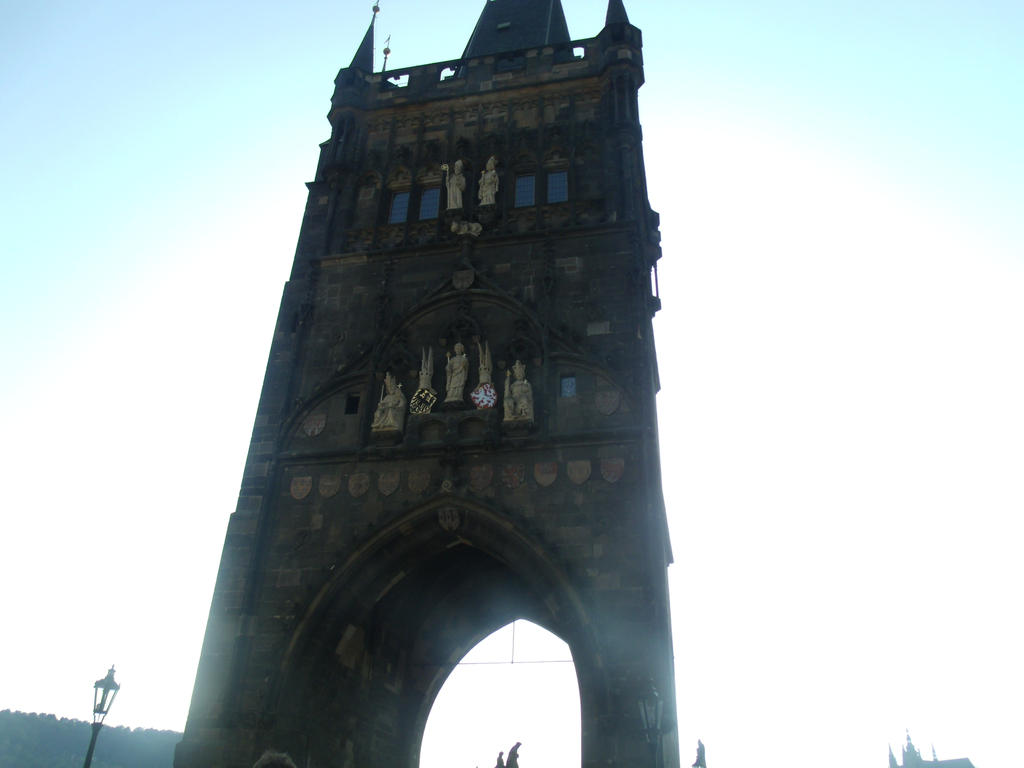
{"left": 420, "top": 621, "right": 581, "bottom": 768}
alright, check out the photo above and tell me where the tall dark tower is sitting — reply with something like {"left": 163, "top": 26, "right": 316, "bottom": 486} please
{"left": 176, "top": 1, "right": 675, "bottom": 767}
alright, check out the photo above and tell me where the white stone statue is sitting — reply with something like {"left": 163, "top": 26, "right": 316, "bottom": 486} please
{"left": 442, "top": 160, "right": 465, "bottom": 210}
{"left": 371, "top": 372, "right": 407, "bottom": 433}
{"left": 503, "top": 359, "right": 534, "bottom": 422}
{"left": 478, "top": 155, "right": 499, "bottom": 206}
{"left": 445, "top": 343, "right": 469, "bottom": 403}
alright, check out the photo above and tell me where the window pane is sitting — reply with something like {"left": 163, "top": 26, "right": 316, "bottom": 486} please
{"left": 418, "top": 188, "right": 440, "bottom": 220}
{"left": 388, "top": 192, "right": 410, "bottom": 224}
{"left": 560, "top": 375, "right": 576, "bottom": 397}
{"left": 547, "top": 171, "right": 568, "bottom": 203}
{"left": 515, "top": 175, "right": 535, "bottom": 207}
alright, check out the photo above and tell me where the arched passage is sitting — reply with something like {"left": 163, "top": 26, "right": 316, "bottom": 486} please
{"left": 419, "top": 620, "right": 581, "bottom": 768}
{"left": 257, "top": 497, "right": 609, "bottom": 768}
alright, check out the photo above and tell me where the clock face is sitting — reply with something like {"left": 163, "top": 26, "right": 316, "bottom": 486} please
{"left": 470, "top": 382, "right": 497, "bottom": 409}
{"left": 409, "top": 388, "right": 438, "bottom": 414}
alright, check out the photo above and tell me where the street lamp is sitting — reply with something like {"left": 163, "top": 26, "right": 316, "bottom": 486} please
{"left": 638, "top": 680, "right": 664, "bottom": 768}
{"left": 83, "top": 666, "right": 120, "bottom": 768}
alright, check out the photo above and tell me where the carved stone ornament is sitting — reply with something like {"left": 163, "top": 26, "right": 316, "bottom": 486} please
{"left": 534, "top": 462, "right": 558, "bottom": 487}
{"left": 595, "top": 390, "right": 622, "bottom": 416}
{"left": 408, "top": 470, "right": 430, "bottom": 494}
{"left": 453, "top": 268, "right": 475, "bottom": 290}
{"left": 469, "top": 464, "right": 494, "bottom": 491}
{"left": 600, "top": 458, "right": 625, "bottom": 483}
{"left": 438, "top": 507, "right": 461, "bottom": 532}
{"left": 450, "top": 220, "right": 483, "bottom": 237}
{"left": 290, "top": 476, "right": 313, "bottom": 500}
{"left": 348, "top": 473, "right": 370, "bottom": 498}
{"left": 567, "top": 460, "right": 592, "bottom": 485}
{"left": 319, "top": 475, "right": 342, "bottom": 498}
{"left": 470, "top": 341, "right": 497, "bottom": 408}
{"left": 377, "top": 470, "right": 400, "bottom": 497}
{"left": 371, "top": 372, "right": 407, "bottom": 434}
{"left": 501, "top": 464, "right": 525, "bottom": 489}
{"left": 302, "top": 412, "right": 327, "bottom": 437}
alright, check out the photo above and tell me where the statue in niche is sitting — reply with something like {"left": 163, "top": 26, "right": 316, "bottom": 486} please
{"left": 371, "top": 372, "right": 407, "bottom": 433}
{"left": 478, "top": 155, "right": 499, "bottom": 206}
{"left": 442, "top": 160, "right": 465, "bottom": 210}
{"left": 469, "top": 341, "right": 497, "bottom": 409}
{"left": 409, "top": 347, "right": 439, "bottom": 414}
{"left": 444, "top": 343, "right": 469, "bottom": 403}
{"left": 503, "top": 360, "right": 534, "bottom": 423}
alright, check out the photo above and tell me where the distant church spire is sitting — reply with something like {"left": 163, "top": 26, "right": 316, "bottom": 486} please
{"left": 605, "top": 0, "right": 630, "bottom": 26}
{"left": 350, "top": 4, "right": 379, "bottom": 71}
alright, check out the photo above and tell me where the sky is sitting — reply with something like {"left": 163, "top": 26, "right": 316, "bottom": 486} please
{"left": 2, "top": 2, "right": 1023, "bottom": 768}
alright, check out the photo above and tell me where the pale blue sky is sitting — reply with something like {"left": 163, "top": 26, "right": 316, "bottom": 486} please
{"left": 2, "top": 3, "right": 1022, "bottom": 768}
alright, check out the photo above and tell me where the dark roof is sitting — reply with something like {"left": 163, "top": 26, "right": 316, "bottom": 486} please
{"left": 605, "top": 0, "right": 630, "bottom": 26}
{"left": 350, "top": 14, "right": 375, "bottom": 71}
{"left": 461, "top": 0, "right": 571, "bottom": 59}
{"left": 931, "top": 760, "right": 975, "bottom": 768}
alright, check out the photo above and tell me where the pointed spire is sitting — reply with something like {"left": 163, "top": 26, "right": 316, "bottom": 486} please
{"left": 350, "top": 4, "right": 379, "bottom": 71}
{"left": 462, "top": 0, "right": 570, "bottom": 60}
{"left": 605, "top": 0, "right": 630, "bottom": 26}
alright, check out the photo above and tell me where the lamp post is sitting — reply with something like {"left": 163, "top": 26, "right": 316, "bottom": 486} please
{"left": 638, "top": 680, "right": 664, "bottom": 768}
{"left": 83, "top": 666, "right": 119, "bottom": 768}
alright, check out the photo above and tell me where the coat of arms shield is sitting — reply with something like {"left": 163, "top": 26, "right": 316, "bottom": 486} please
{"left": 469, "top": 464, "right": 494, "bottom": 491}
{"left": 408, "top": 470, "right": 430, "bottom": 494}
{"left": 599, "top": 458, "right": 625, "bottom": 483}
{"left": 302, "top": 412, "right": 327, "bottom": 437}
{"left": 567, "top": 460, "right": 592, "bottom": 485}
{"left": 533, "top": 462, "right": 558, "bottom": 487}
{"left": 348, "top": 473, "right": 369, "bottom": 498}
{"left": 594, "top": 390, "right": 621, "bottom": 416}
{"left": 377, "top": 470, "right": 400, "bottom": 497}
{"left": 290, "top": 476, "right": 313, "bottom": 500}
{"left": 318, "top": 475, "right": 342, "bottom": 498}
{"left": 501, "top": 464, "right": 525, "bottom": 489}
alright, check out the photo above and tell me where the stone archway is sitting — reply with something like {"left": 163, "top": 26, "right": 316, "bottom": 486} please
{"left": 257, "top": 496, "right": 608, "bottom": 768}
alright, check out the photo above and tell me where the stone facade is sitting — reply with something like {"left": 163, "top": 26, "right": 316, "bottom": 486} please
{"left": 176, "top": 3, "right": 676, "bottom": 767}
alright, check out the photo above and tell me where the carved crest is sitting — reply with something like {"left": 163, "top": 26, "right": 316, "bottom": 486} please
{"left": 501, "top": 464, "right": 525, "bottom": 489}
{"left": 408, "top": 470, "right": 430, "bottom": 494}
{"left": 377, "top": 470, "right": 400, "bottom": 497}
{"left": 302, "top": 412, "right": 327, "bottom": 437}
{"left": 599, "top": 458, "right": 625, "bottom": 483}
{"left": 567, "top": 460, "right": 592, "bottom": 485}
{"left": 319, "top": 475, "right": 342, "bottom": 498}
{"left": 409, "top": 388, "right": 438, "bottom": 415}
{"left": 466, "top": 464, "right": 492, "bottom": 491}
{"left": 290, "top": 476, "right": 313, "bottom": 500}
{"left": 438, "top": 507, "right": 461, "bottom": 531}
{"left": 348, "top": 473, "right": 369, "bottom": 498}
{"left": 594, "top": 390, "right": 621, "bottom": 416}
{"left": 453, "top": 268, "right": 475, "bottom": 290}
{"left": 470, "top": 382, "right": 497, "bottom": 409}
{"left": 533, "top": 462, "right": 558, "bottom": 487}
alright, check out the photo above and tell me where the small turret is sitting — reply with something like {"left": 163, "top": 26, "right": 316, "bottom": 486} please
{"left": 605, "top": 0, "right": 630, "bottom": 26}
{"left": 350, "top": 5, "right": 378, "bottom": 71}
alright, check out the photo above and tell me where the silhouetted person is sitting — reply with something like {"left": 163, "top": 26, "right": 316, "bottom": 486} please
{"left": 253, "top": 751, "right": 297, "bottom": 768}
{"left": 494, "top": 751, "right": 504, "bottom": 768}
{"left": 692, "top": 740, "right": 706, "bottom": 768}
{"left": 507, "top": 742, "right": 522, "bottom": 768}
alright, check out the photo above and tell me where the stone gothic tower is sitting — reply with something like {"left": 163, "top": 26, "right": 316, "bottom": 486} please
{"left": 175, "top": 1, "right": 677, "bottom": 766}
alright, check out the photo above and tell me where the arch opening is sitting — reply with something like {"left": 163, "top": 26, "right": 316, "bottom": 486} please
{"left": 419, "top": 620, "right": 581, "bottom": 768}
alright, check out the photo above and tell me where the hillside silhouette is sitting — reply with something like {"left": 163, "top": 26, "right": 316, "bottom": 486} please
{"left": 0, "top": 710, "right": 180, "bottom": 768}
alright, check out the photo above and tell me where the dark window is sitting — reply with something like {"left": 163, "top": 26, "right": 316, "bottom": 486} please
{"left": 560, "top": 375, "right": 577, "bottom": 398}
{"left": 418, "top": 188, "right": 440, "bottom": 220}
{"left": 547, "top": 171, "right": 568, "bottom": 203}
{"left": 515, "top": 175, "right": 535, "bottom": 207}
{"left": 388, "top": 191, "right": 410, "bottom": 224}
{"left": 344, "top": 395, "right": 360, "bottom": 414}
